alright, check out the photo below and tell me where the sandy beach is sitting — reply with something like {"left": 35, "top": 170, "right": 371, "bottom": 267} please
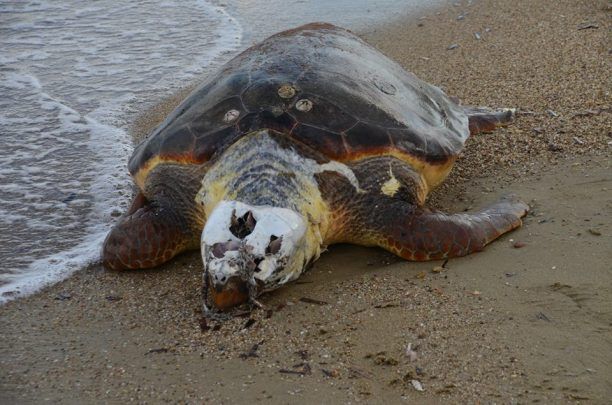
{"left": 1, "top": 0, "right": 610, "bottom": 403}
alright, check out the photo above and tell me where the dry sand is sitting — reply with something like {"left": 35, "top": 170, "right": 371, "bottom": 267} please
{"left": 1, "top": 0, "right": 611, "bottom": 403}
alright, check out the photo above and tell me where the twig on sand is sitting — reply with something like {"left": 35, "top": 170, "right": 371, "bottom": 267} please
{"left": 299, "top": 297, "right": 329, "bottom": 305}
{"left": 279, "top": 362, "right": 312, "bottom": 375}
{"left": 239, "top": 339, "right": 265, "bottom": 359}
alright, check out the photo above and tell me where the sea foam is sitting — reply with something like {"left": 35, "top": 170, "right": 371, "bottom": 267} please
{"left": 0, "top": 0, "right": 242, "bottom": 303}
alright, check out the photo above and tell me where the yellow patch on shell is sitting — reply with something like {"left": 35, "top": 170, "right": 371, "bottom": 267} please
{"left": 381, "top": 166, "right": 401, "bottom": 197}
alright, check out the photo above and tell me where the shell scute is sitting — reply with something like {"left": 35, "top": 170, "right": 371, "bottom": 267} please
{"left": 344, "top": 122, "right": 391, "bottom": 152}
{"left": 166, "top": 72, "right": 249, "bottom": 133}
{"left": 241, "top": 79, "right": 287, "bottom": 114}
{"left": 194, "top": 126, "right": 240, "bottom": 162}
{"left": 289, "top": 93, "right": 357, "bottom": 134}
{"left": 388, "top": 128, "right": 428, "bottom": 156}
{"left": 159, "top": 125, "right": 195, "bottom": 157}
{"left": 236, "top": 110, "right": 296, "bottom": 134}
{"left": 192, "top": 71, "right": 250, "bottom": 103}
{"left": 189, "top": 96, "right": 244, "bottom": 136}
{"left": 291, "top": 124, "right": 347, "bottom": 159}
{"left": 295, "top": 70, "right": 397, "bottom": 128}
{"left": 235, "top": 112, "right": 259, "bottom": 132}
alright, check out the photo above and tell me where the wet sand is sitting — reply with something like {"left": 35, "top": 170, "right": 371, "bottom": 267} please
{"left": 1, "top": 0, "right": 611, "bottom": 403}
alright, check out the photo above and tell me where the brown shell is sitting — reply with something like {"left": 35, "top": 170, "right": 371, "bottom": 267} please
{"left": 129, "top": 23, "right": 468, "bottom": 177}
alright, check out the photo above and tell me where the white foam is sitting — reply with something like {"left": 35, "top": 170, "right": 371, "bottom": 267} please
{"left": 0, "top": 0, "right": 243, "bottom": 303}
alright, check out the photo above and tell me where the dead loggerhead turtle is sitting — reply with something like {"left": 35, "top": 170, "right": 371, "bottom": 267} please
{"left": 102, "top": 23, "right": 528, "bottom": 312}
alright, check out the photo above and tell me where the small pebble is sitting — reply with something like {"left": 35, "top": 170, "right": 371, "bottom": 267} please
{"left": 411, "top": 379, "right": 424, "bottom": 391}
{"left": 322, "top": 368, "right": 339, "bottom": 378}
{"left": 405, "top": 343, "right": 418, "bottom": 362}
{"left": 536, "top": 312, "right": 551, "bottom": 322}
{"left": 577, "top": 22, "right": 599, "bottom": 30}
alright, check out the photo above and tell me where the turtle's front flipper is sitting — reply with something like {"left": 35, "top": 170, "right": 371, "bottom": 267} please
{"left": 464, "top": 106, "right": 515, "bottom": 135}
{"left": 356, "top": 195, "right": 528, "bottom": 261}
{"left": 102, "top": 193, "right": 197, "bottom": 270}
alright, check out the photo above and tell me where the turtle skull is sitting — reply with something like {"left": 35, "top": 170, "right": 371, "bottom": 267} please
{"left": 201, "top": 201, "right": 307, "bottom": 311}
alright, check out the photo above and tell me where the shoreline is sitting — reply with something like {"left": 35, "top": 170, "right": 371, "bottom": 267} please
{"left": 2, "top": 0, "right": 611, "bottom": 403}
{"left": 0, "top": 0, "right": 244, "bottom": 305}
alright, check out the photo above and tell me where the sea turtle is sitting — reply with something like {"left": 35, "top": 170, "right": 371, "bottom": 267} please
{"left": 102, "top": 23, "right": 528, "bottom": 312}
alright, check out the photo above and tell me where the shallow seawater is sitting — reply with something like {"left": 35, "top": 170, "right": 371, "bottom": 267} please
{"left": 225, "top": 0, "right": 444, "bottom": 41}
{"left": 0, "top": 0, "right": 241, "bottom": 301}
{"left": 0, "top": 0, "right": 442, "bottom": 302}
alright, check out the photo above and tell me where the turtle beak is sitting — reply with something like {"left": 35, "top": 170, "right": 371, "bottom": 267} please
{"left": 205, "top": 274, "right": 250, "bottom": 311}
{"left": 201, "top": 238, "right": 253, "bottom": 311}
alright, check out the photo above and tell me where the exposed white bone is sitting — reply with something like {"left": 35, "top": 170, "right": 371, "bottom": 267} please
{"left": 201, "top": 200, "right": 306, "bottom": 285}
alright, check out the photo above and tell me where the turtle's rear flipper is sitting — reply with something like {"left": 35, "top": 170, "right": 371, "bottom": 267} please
{"left": 465, "top": 106, "right": 515, "bottom": 135}
{"left": 102, "top": 193, "right": 195, "bottom": 270}
{"left": 354, "top": 195, "right": 528, "bottom": 261}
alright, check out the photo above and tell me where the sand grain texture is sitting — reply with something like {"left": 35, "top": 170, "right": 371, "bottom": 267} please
{"left": 1, "top": 0, "right": 611, "bottom": 403}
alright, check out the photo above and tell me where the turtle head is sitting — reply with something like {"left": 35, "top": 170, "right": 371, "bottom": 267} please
{"left": 200, "top": 201, "right": 309, "bottom": 312}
